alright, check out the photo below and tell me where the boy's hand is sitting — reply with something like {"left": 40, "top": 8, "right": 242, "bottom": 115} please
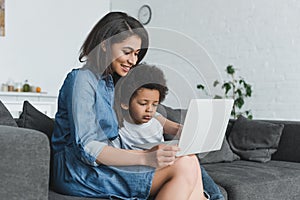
{"left": 145, "top": 144, "right": 180, "bottom": 169}
{"left": 173, "top": 124, "right": 183, "bottom": 139}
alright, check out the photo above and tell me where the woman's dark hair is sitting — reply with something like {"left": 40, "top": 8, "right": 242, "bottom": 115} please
{"left": 79, "top": 12, "right": 149, "bottom": 76}
{"left": 114, "top": 63, "right": 168, "bottom": 126}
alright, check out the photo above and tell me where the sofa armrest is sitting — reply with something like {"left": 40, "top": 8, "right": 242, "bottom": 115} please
{"left": 0, "top": 125, "right": 50, "bottom": 200}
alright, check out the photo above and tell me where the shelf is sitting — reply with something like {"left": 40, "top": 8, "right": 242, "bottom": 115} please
{"left": 0, "top": 91, "right": 56, "bottom": 98}
{"left": 0, "top": 92, "right": 57, "bottom": 118}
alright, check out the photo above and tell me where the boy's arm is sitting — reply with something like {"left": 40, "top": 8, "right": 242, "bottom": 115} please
{"left": 155, "top": 115, "right": 182, "bottom": 136}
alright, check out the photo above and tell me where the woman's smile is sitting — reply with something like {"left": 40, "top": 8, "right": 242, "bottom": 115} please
{"left": 120, "top": 64, "right": 131, "bottom": 73}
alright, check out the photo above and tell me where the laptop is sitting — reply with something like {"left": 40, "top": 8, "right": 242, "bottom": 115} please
{"left": 132, "top": 99, "right": 234, "bottom": 157}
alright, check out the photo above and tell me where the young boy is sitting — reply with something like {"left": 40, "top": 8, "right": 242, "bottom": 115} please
{"left": 114, "top": 63, "right": 172, "bottom": 149}
{"left": 114, "top": 63, "right": 224, "bottom": 200}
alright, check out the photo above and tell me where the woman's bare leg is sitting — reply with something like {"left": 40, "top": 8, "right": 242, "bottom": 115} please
{"left": 188, "top": 156, "right": 207, "bottom": 200}
{"left": 150, "top": 155, "right": 207, "bottom": 200}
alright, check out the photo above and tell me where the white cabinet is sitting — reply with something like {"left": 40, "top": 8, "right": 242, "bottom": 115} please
{"left": 0, "top": 92, "right": 57, "bottom": 118}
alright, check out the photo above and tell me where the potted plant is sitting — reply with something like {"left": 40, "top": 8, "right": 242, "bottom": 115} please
{"left": 197, "top": 65, "right": 253, "bottom": 119}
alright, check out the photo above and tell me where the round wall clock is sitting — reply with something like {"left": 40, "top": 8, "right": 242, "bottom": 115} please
{"left": 138, "top": 5, "right": 152, "bottom": 25}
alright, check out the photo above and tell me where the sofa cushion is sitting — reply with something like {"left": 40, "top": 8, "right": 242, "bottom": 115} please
{"left": 0, "top": 100, "right": 18, "bottom": 127}
{"left": 203, "top": 160, "right": 300, "bottom": 200}
{"left": 270, "top": 120, "right": 300, "bottom": 163}
{"left": 198, "top": 137, "right": 240, "bottom": 164}
{"left": 17, "top": 101, "right": 54, "bottom": 140}
{"left": 228, "top": 115, "right": 284, "bottom": 162}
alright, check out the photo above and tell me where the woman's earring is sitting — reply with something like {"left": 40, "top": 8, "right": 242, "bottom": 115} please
{"left": 101, "top": 42, "right": 106, "bottom": 52}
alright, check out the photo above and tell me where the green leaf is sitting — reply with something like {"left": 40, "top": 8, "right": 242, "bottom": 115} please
{"left": 231, "top": 110, "right": 236, "bottom": 119}
{"left": 235, "top": 97, "right": 244, "bottom": 109}
{"left": 213, "top": 80, "right": 219, "bottom": 87}
{"left": 222, "top": 83, "right": 231, "bottom": 94}
{"left": 245, "top": 85, "right": 252, "bottom": 97}
{"left": 197, "top": 84, "right": 205, "bottom": 90}
{"left": 239, "top": 79, "right": 245, "bottom": 84}
{"left": 236, "top": 89, "right": 242, "bottom": 96}
{"left": 226, "top": 65, "right": 235, "bottom": 75}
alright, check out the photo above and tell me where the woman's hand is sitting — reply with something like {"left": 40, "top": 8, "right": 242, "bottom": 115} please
{"left": 145, "top": 144, "right": 180, "bottom": 169}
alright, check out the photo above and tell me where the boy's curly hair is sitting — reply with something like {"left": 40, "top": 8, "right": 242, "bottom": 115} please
{"left": 114, "top": 63, "right": 168, "bottom": 126}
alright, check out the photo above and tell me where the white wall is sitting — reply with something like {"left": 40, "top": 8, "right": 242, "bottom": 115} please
{"left": 1, "top": 0, "right": 300, "bottom": 120}
{"left": 0, "top": 0, "right": 110, "bottom": 96}
{"left": 112, "top": 0, "right": 300, "bottom": 120}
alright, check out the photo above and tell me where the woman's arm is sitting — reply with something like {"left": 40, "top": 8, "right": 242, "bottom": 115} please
{"left": 97, "top": 144, "right": 180, "bottom": 169}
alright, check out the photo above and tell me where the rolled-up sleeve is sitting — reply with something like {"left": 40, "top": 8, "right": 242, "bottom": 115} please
{"left": 82, "top": 141, "right": 106, "bottom": 166}
{"left": 72, "top": 70, "right": 118, "bottom": 166}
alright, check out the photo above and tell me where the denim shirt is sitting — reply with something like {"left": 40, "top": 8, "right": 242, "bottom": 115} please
{"left": 52, "top": 68, "right": 119, "bottom": 165}
{"left": 51, "top": 68, "right": 155, "bottom": 199}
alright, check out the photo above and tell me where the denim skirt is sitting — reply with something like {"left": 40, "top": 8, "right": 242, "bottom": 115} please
{"left": 52, "top": 147, "right": 155, "bottom": 200}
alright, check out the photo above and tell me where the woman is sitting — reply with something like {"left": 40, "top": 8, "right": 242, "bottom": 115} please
{"left": 51, "top": 12, "right": 208, "bottom": 200}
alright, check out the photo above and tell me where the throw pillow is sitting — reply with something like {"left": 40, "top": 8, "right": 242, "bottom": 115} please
{"left": 228, "top": 115, "right": 284, "bottom": 162}
{"left": 198, "top": 137, "right": 240, "bottom": 164}
{"left": 17, "top": 101, "right": 54, "bottom": 140}
{"left": 0, "top": 100, "right": 18, "bottom": 127}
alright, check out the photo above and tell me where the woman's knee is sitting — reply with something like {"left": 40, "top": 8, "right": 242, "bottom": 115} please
{"left": 172, "top": 155, "right": 200, "bottom": 184}
{"left": 175, "top": 155, "right": 199, "bottom": 170}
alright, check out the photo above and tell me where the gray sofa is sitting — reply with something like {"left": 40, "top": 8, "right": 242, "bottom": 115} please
{"left": 1, "top": 101, "right": 300, "bottom": 200}
{"left": 202, "top": 119, "right": 300, "bottom": 200}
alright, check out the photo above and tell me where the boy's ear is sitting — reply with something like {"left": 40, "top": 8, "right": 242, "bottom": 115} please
{"left": 121, "top": 103, "right": 129, "bottom": 110}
